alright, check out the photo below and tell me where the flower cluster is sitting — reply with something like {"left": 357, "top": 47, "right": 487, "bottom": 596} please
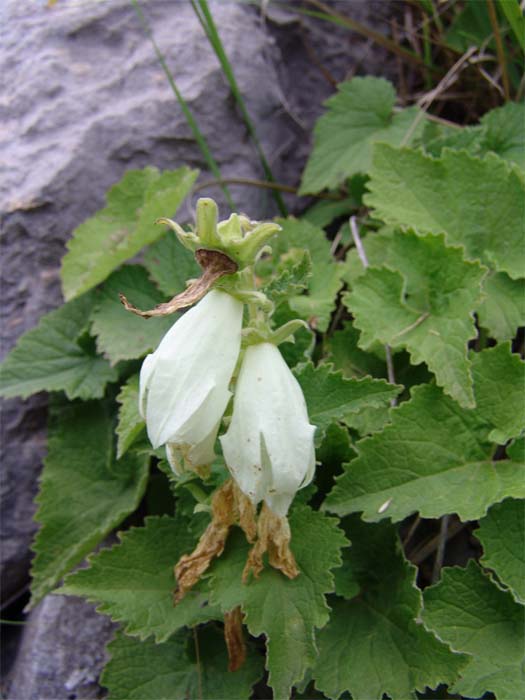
{"left": 140, "top": 290, "right": 316, "bottom": 517}
{"left": 132, "top": 198, "right": 316, "bottom": 587}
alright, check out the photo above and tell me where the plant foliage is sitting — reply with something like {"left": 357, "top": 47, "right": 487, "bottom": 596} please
{"left": 2, "top": 11, "right": 524, "bottom": 697}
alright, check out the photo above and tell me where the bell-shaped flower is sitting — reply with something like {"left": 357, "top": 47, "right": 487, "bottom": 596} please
{"left": 139, "top": 289, "right": 243, "bottom": 474}
{"left": 220, "top": 342, "right": 316, "bottom": 516}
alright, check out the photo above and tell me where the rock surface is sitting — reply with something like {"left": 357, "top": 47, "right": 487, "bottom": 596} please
{"left": 6, "top": 595, "right": 116, "bottom": 700}
{"left": 0, "top": 395, "right": 47, "bottom": 607}
{"left": 1, "top": 0, "right": 392, "bottom": 694}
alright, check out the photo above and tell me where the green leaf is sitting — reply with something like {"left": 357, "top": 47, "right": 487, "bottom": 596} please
{"left": 480, "top": 101, "right": 525, "bottom": 170}
{"left": 330, "top": 524, "right": 360, "bottom": 603}
{"left": 316, "top": 423, "right": 356, "bottom": 516}
{"left": 102, "top": 627, "right": 263, "bottom": 700}
{"left": 422, "top": 560, "right": 525, "bottom": 700}
{"left": 345, "top": 228, "right": 524, "bottom": 345}
{"left": 332, "top": 562, "right": 360, "bottom": 602}
{"left": 317, "top": 421, "right": 355, "bottom": 465}
{"left": 445, "top": 0, "right": 492, "bottom": 52}
{"left": 325, "top": 383, "right": 525, "bottom": 522}
{"left": 365, "top": 145, "right": 525, "bottom": 279}
{"left": 61, "top": 167, "right": 198, "bottom": 300}
{"left": 325, "top": 322, "right": 432, "bottom": 436}
{"left": 30, "top": 401, "right": 149, "bottom": 606}
{"left": 208, "top": 506, "right": 348, "bottom": 700}
{"left": 477, "top": 498, "right": 525, "bottom": 604}
{"left": 294, "top": 362, "right": 401, "bottom": 445}
{"left": 471, "top": 342, "right": 525, "bottom": 444}
{"left": 302, "top": 197, "right": 357, "bottom": 229}
{"left": 116, "top": 374, "right": 145, "bottom": 459}
{"left": 263, "top": 218, "right": 343, "bottom": 332}
{"left": 312, "top": 518, "right": 467, "bottom": 700}
{"left": 344, "top": 230, "right": 485, "bottom": 408}
{"left": 90, "top": 265, "right": 174, "bottom": 365}
{"left": 61, "top": 515, "right": 221, "bottom": 641}
{"left": 343, "top": 404, "right": 391, "bottom": 437}
{"left": 143, "top": 232, "right": 201, "bottom": 297}
{"left": 497, "top": 0, "right": 525, "bottom": 51}
{"left": 263, "top": 249, "right": 312, "bottom": 304}
{"left": 0, "top": 293, "right": 118, "bottom": 400}
{"left": 478, "top": 271, "right": 525, "bottom": 340}
{"left": 423, "top": 103, "right": 525, "bottom": 171}
{"left": 508, "top": 435, "right": 525, "bottom": 461}
{"left": 421, "top": 121, "right": 485, "bottom": 159}
{"left": 322, "top": 322, "right": 432, "bottom": 437}
{"left": 324, "top": 321, "right": 386, "bottom": 379}
{"left": 342, "top": 224, "right": 398, "bottom": 285}
{"left": 330, "top": 295, "right": 427, "bottom": 382}
{"left": 299, "top": 77, "right": 422, "bottom": 194}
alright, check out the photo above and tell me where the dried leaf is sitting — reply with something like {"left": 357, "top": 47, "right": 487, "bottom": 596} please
{"left": 174, "top": 480, "right": 237, "bottom": 602}
{"left": 234, "top": 484, "right": 257, "bottom": 544}
{"left": 224, "top": 606, "right": 246, "bottom": 672}
{"left": 121, "top": 249, "right": 238, "bottom": 318}
{"left": 243, "top": 503, "right": 299, "bottom": 581}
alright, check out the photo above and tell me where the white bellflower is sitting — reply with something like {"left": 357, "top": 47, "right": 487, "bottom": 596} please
{"left": 139, "top": 289, "right": 243, "bottom": 473}
{"left": 220, "top": 342, "right": 316, "bottom": 516}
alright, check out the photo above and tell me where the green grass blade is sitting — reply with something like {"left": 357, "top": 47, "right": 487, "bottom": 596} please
{"left": 497, "top": 0, "right": 525, "bottom": 51}
{"left": 192, "top": 0, "right": 288, "bottom": 215}
{"left": 131, "top": 0, "right": 235, "bottom": 210}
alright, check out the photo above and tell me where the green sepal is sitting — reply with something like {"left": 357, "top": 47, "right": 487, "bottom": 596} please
{"left": 242, "top": 319, "right": 309, "bottom": 347}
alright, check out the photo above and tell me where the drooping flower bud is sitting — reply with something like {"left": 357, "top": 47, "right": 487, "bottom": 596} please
{"left": 139, "top": 289, "right": 243, "bottom": 475}
{"left": 220, "top": 342, "right": 316, "bottom": 516}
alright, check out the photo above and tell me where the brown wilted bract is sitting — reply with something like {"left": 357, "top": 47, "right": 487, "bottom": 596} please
{"left": 174, "top": 479, "right": 298, "bottom": 604}
{"left": 174, "top": 480, "right": 237, "bottom": 603}
{"left": 224, "top": 606, "right": 246, "bottom": 672}
{"left": 173, "top": 480, "right": 257, "bottom": 602}
{"left": 236, "top": 484, "right": 257, "bottom": 544}
{"left": 243, "top": 502, "right": 299, "bottom": 582}
{"left": 120, "top": 249, "right": 238, "bottom": 318}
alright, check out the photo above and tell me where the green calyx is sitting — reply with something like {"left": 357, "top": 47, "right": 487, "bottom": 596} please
{"left": 157, "top": 198, "right": 281, "bottom": 268}
{"left": 242, "top": 319, "right": 309, "bottom": 347}
{"left": 155, "top": 198, "right": 296, "bottom": 335}
{"left": 218, "top": 267, "right": 307, "bottom": 346}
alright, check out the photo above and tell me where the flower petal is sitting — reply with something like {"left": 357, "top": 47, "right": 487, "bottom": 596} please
{"left": 143, "top": 290, "right": 243, "bottom": 448}
{"left": 166, "top": 417, "right": 219, "bottom": 476}
{"left": 138, "top": 353, "right": 157, "bottom": 420}
{"left": 221, "top": 342, "right": 316, "bottom": 514}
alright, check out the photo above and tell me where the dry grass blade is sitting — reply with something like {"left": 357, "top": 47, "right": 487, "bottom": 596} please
{"left": 401, "top": 46, "right": 478, "bottom": 145}
{"left": 486, "top": 0, "right": 511, "bottom": 100}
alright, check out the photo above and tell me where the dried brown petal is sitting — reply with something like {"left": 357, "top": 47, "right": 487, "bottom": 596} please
{"left": 174, "top": 480, "right": 237, "bottom": 602}
{"left": 242, "top": 502, "right": 299, "bottom": 582}
{"left": 233, "top": 482, "right": 257, "bottom": 544}
{"left": 224, "top": 606, "right": 246, "bottom": 672}
{"left": 120, "top": 249, "right": 238, "bottom": 318}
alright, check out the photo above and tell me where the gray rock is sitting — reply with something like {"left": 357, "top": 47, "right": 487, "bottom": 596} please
{"left": 0, "top": 395, "right": 47, "bottom": 605}
{"left": 1, "top": 0, "right": 282, "bottom": 349}
{"left": 0, "top": 0, "right": 392, "bottom": 349}
{"left": 6, "top": 595, "right": 116, "bottom": 700}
